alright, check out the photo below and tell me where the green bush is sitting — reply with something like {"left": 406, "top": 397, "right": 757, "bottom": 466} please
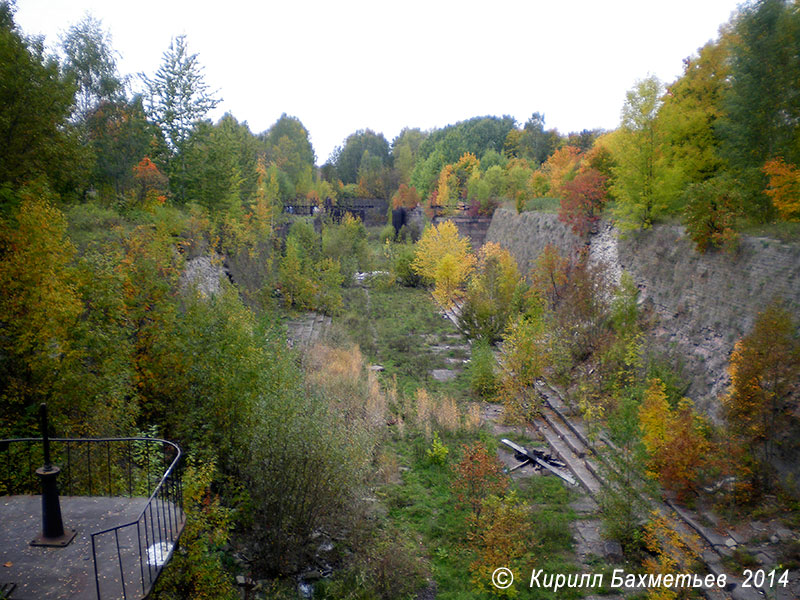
{"left": 322, "top": 214, "right": 368, "bottom": 283}
{"left": 468, "top": 340, "right": 498, "bottom": 398}
{"left": 426, "top": 432, "right": 449, "bottom": 465}
{"left": 389, "top": 242, "right": 422, "bottom": 287}
{"left": 380, "top": 223, "right": 396, "bottom": 243}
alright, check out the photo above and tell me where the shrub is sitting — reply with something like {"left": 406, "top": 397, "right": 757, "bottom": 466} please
{"left": 451, "top": 441, "right": 508, "bottom": 519}
{"left": 152, "top": 460, "right": 237, "bottom": 600}
{"left": 469, "top": 340, "right": 499, "bottom": 399}
{"left": 426, "top": 432, "right": 449, "bottom": 466}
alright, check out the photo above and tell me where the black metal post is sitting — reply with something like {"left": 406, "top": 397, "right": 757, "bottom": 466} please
{"left": 31, "top": 403, "right": 76, "bottom": 547}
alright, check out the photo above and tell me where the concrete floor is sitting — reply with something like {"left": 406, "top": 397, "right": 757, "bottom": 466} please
{"left": 0, "top": 495, "right": 183, "bottom": 600}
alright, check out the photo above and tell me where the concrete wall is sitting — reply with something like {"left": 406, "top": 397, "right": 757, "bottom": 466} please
{"left": 486, "top": 208, "right": 800, "bottom": 418}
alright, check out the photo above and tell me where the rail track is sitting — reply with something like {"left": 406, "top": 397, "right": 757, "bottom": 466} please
{"left": 531, "top": 379, "right": 770, "bottom": 600}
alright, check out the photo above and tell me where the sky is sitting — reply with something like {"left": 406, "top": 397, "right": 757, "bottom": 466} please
{"left": 14, "top": 0, "right": 743, "bottom": 165}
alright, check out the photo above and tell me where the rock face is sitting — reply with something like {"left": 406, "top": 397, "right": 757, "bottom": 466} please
{"left": 180, "top": 253, "right": 228, "bottom": 297}
{"left": 486, "top": 208, "right": 800, "bottom": 419}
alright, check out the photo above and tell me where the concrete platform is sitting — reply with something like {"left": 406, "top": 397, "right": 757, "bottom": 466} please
{"left": 0, "top": 495, "right": 181, "bottom": 600}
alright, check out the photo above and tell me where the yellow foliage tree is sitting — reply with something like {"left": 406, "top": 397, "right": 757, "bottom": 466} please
{"left": 642, "top": 512, "right": 702, "bottom": 600}
{"left": 0, "top": 183, "right": 82, "bottom": 433}
{"left": 498, "top": 314, "right": 549, "bottom": 423}
{"left": 412, "top": 220, "right": 475, "bottom": 308}
{"left": 541, "top": 145, "right": 582, "bottom": 195}
{"left": 639, "top": 378, "right": 709, "bottom": 499}
{"left": 469, "top": 491, "right": 532, "bottom": 598}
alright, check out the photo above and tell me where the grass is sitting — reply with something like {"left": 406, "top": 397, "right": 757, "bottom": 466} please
{"left": 739, "top": 220, "right": 800, "bottom": 243}
{"left": 339, "top": 283, "right": 471, "bottom": 399}
{"left": 369, "top": 431, "right": 585, "bottom": 600}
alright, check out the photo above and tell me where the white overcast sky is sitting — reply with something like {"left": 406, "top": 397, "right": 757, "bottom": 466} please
{"left": 14, "top": 0, "right": 742, "bottom": 164}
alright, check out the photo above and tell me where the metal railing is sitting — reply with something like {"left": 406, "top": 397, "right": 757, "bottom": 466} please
{"left": 0, "top": 437, "right": 184, "bottom": 600}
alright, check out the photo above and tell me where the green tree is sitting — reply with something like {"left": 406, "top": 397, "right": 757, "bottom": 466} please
{"left": 610, "top": 76, "right": 675, "bottom": 228}
{"left": 718, "top": 0, "right": 800, "bottom": 219}
{"left": 260, "top": 114, "right": 315, "bottom": 194}
{"left": 84, "top": 97, "right": 161, "bottom": 199}
{"left": 330, "top": 129, "right": 391, "bottom": 185}
{"left": 144, "top": 35, "right": 220, "bottom": 202}
{"left": 505, "top": 112, "right": 562, "bottom": 164}
{"left": 183, "top": 119, "right": 243, "bottom": 215}
{"left": 0, "top": 3, "right": 83, "bottom": 194}
{"left": 391, "top": 127, "right": 426, "bottom": 185}
{"left": 412, "top": 116, "right": 515, "bottom": 198}
{"left": 60, "top": 14, "right": 124, "bottom": 121}
{"left": 659, "top": 38, "right": 729, "bottom": 195}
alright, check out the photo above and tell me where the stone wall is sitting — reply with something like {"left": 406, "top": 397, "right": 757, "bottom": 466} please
{"left": 485, "top": 208, "right": 585, "bottom": 271}
{"left": 616, "top": 224, "right": 800, "bottom": 415}
{"left": 486, "top": 208, "right": 800, "bottom": 418}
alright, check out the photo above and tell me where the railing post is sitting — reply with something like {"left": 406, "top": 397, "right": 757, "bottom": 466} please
{"left": 31, "top": 403, "right": 76, "bottom": 547}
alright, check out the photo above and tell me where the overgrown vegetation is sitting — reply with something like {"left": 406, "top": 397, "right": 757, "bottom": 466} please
{"left": 2, "top": 0, "right": 799, "bottom": 597}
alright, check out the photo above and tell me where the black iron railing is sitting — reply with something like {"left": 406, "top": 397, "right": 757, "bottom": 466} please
{"left": 0, "top": 437, "right": 184, "bottom": 600}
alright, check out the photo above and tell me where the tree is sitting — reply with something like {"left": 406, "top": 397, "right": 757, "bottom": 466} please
{"left": 469, "top": 491, "right": 532, "bottom": 597}
{"left": 558, "top": 168, "right": 608, "bottom": 235}
{"left": 718, "top": 0, "right": 800, "bottom": 218}
{"left": 412, "top": 116, "right": 515, "bottom": 198}
{"left": 391, "top": 127, "right": 426, "bottom": 185}
{"left": 391, "top": 183, "right": 420, "bottom": 210}
{"left": 0, "top": 3, "right": 83, "bottom": 193}
{"left": 682, "top": 175, "right": 742, "bottom": 252}
{"left": 610, "top": 76, "right": 674, "bottom": 228}
{"left": 504, "top": 112, "right": 561, "bottom": 164}
{"left": 411, "top": 220, "right": 475, "bottom": 307}
{"left": 639, "top": 378, "right": 709, "bottom": 499}
{"left": 498, "top": 313, "right": 548, "bottom": 422}
{"left": 658, "top": 38, "right": 729, "bottom": 198}
{"left": 762, "top": 157, "right": 800, "bottom": 221}
{"left": 722, "top": 302, "right": 800, "bottom": 489}
{"left": 260, "top": 114, "right": 315, "bottom": 193}
{"left": 182, "top": 119, "right": 243, "bottom": 215}
{"left": 60, "top": 14, "right": 124, "bottom": 121}
{"left": 144, "top": 35, "right": 220, "bottom": 202}
{"left": 458, "top": 242, "right": 523, "bottom": 343}
{"left": 0, "top": 183, "right": 82, "bottom": 435}
{"left": 84, "top": 97, "right": 162, "bottom": 199}
{"left": 451, "top": 441, "right": 508, "bottom": 519}
{"left": 330, "top": 129, "right": 390, "bottom": 185}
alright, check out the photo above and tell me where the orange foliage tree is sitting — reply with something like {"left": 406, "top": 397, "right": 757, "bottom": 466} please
{"left": 541, "top": 145, "right": 582, "bottom": 195}
{"left": 392, "top": 183, "right": 420, "bottom": 210}
{"left": 722, "top": 302, "right": 800, "bottom": 489}
{"left": 558, "top": 168, "right": 608, "bottom": 235}
{"left": 451, "top": 441, "right": 508, "bottom": 519}
{"left": 639, "top": 378, "right": 709, "bottom": 499}
{"left": 132, "top": 156, "right": 168, "bottom": 207}
{"left": 763, "top": 157, "right": 800, "bottom": 221}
